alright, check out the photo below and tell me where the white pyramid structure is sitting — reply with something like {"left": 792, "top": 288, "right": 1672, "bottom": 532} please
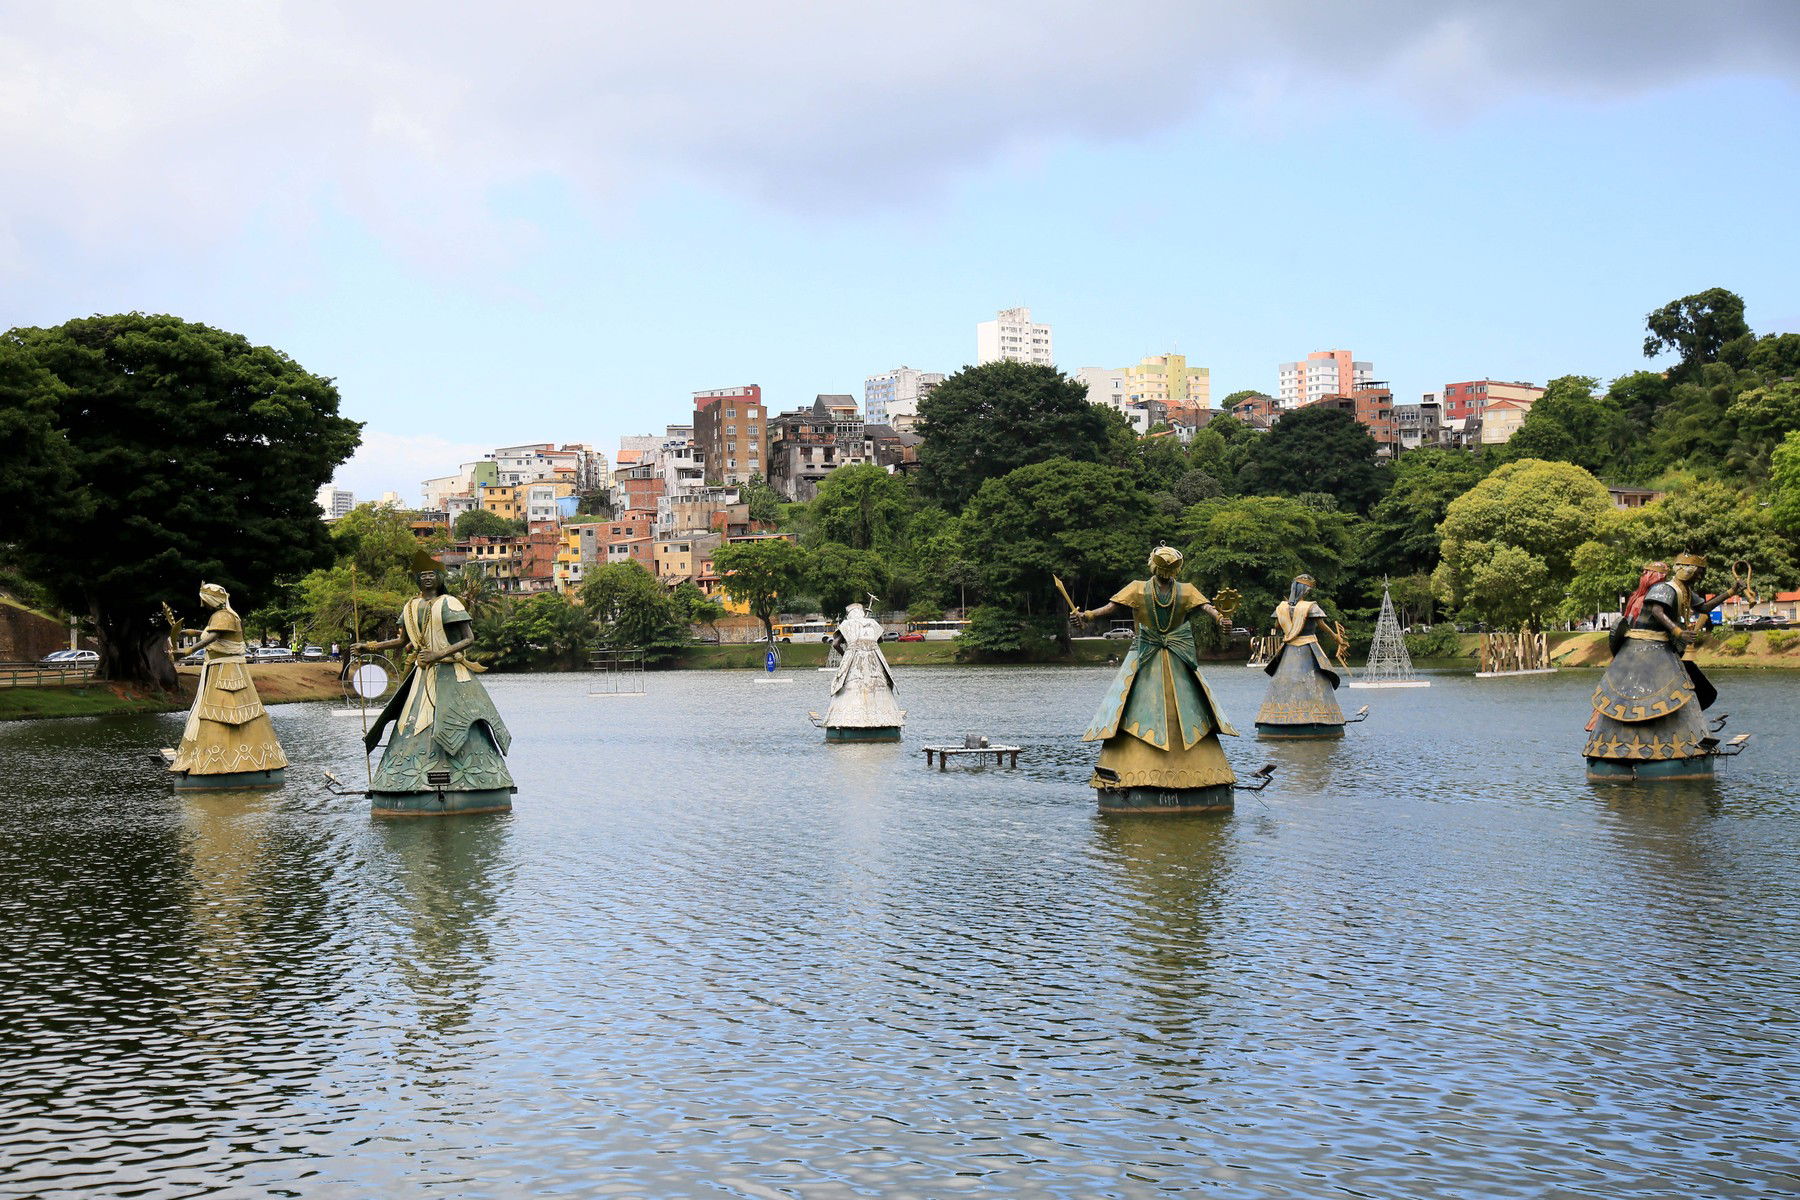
{"left": 1347, "top": 581, "right": 1430, "bottom": 689}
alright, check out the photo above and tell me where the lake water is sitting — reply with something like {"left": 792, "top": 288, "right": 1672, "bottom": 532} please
{"left": 1, "top": 664, "right": 1797, "bottom": 1199}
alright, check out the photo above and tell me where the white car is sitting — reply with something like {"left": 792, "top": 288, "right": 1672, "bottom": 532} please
{"left": 40, "top": 649, "right": 99, "bottom": 665}
{"left": 250, "top": 646, "right": 295, "bottom": 663}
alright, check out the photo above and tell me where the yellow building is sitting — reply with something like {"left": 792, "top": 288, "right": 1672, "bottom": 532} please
{"left": 1123, "top": 353, "right": 1211, "bottom": 418}
{"left": 553, "top": 525, "right": 584, "bottom": 593}
{"left": 477, "top": 484, "right": 526, "bottom": 520}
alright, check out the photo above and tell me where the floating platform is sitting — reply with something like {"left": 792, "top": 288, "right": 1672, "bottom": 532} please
{"left": 1095, "top": 783, "right": 1233, "bottom": 815}
{"left": 1585, "top": 756, "right": 1716, "bottom": 783}
{"left": 170, "top": 767, "right": 285, "bottom": 790}
{"left": 826, "top": 725, "right": 902, "bottom": 743}
{"left": 1255, "top": 722, "right": 1345, "bottom": 740}
{"left": 923, "top": 744, "right": 1022, "bottom": 770}
{"left": 369, "top": 787, "right": 516, "bottom": 817}
{"left": 1475, "top": 668, "right": 1558, "bottom": 678}
{"left": 1346, "top": 679, "right": 1430, "bottom": 689}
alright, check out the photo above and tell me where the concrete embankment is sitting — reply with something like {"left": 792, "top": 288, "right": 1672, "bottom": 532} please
{"left": 0, "top": 663, "right": 344, "bottom": 722}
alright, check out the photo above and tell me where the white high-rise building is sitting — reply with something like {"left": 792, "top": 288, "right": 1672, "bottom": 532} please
{"left": 315, "top": 485, "right": 356, "bottom": 519}
{"left": 1277, "top": 350, "right": 1374, "bottom": 409}
{"left": 977, "top": 307, "right": 1053, "bottom": 367}
{"left": 864, "top": 366, "right": 946, "bottom": 429}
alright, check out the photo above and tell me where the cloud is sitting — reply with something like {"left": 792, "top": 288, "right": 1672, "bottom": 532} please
{"left": 332, "top": 430, "right": 494, "bottom": 505}
{"left": 2, "top": 1, "right": 1795, "bottom": 274}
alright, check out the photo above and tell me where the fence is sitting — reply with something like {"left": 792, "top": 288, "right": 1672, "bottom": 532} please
{"left": 0, "top": 662, "right": 99, "bottom": 688}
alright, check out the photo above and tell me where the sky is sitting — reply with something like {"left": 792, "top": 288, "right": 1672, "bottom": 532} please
{"left": 4, "top": 1, "right": 1799, "bottom": 504}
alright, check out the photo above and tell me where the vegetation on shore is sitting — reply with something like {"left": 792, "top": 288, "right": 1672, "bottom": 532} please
{"left": 0, "top": 664, "right": 343, "bottom": 722}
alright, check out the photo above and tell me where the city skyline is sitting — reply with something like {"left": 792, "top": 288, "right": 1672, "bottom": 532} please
{"left": 4, "top": 4, "right": 1798, "bottom": 501}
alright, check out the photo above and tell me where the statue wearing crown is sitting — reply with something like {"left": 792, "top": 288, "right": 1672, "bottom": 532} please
{"left": 1070, "top": 546, "right": 1247, "bottom": 814}
{"left": 1585, "top": 552, "right": 1744, "bottom": 781}
{"left": 1254, "top": 574, "right": 1351, "bottom": 739}
{"left": 353, "top": 553, "right": 515, "bottom": 814}
{"left": 162, "top": 582, "right": 288, "bottom": 789}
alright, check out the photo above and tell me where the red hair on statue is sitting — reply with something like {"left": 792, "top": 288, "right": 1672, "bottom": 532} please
{"left": 1623, "top": 562, "right": 1671, "bottom": 620}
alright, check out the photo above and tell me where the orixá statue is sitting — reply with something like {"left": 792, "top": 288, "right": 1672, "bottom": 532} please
{"left": 355, "top": 554, "right": 516, "bottom": 815}
{"left": 1585, "top": 554, "right": 1740, "bottom": 781}
{"left": 162, "top": 583, "right": 288, "bottom": 789}
{"left": 820, "top": 600, "right": 905, "bottom": 742}
{"left": 1254, "top": 574, "right": 1349, "bottom": 739}
{"left": 1075, "top": 546, "right": 1241, "bottom": 814}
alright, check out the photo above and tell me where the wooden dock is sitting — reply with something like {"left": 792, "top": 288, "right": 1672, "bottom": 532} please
{"left": 923, "top": 744, "right": 1021, "bottom": 770}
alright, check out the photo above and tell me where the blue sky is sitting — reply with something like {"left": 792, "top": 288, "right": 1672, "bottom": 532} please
{"left": 3, "top": 2, "right": 1797, "bottom": 502}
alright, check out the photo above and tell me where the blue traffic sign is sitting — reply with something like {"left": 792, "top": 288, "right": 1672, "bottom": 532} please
{"left": 765, "top": 649, "right": 777, "bottom": 673}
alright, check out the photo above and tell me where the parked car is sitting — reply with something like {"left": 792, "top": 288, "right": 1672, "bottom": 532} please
{"left": 43, "top": 649, "right": 99, "bottom": 665}
{"left": 38, "top": 650, "right": 75, "bottom": 664}
{"left": 180, "top": 648, "right": 205, "bottom": 665}
{"left": 896, "top": 632, "right": 925, "bottom": 642}
{"left": 250, "top": 646, "right": 295, "bottom": 663}
{"left": 300, "top": 645, "right": 325, "bottom": 661}
{"left": 1102, "top": 627, "right": 1134, "bottom": 640}
{"left": 1731, "top": 615, "right": 1783, "bottom": 630}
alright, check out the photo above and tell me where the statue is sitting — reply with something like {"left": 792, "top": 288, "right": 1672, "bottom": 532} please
{"left": 1073, "top": 546, "right": 1242, "bottom": 814}
{"left": 162, "top": 583, "right": 288, "bottom": 789}
{"left": 820, "top": 601, "right": 905, "bottom": 741}
{"left": 1585, "top": 554, "right": 1730, "bottom": 781}
{"left": 1254, "top": 574, "right": 1349, "bottom": 739}
{"left": 353, "top": 555, "right": 515, "bottom": 814}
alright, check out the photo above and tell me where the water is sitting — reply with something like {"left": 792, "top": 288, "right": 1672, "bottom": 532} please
{"left": 1, "top": 665, "right": 1797, "bottom": 1199}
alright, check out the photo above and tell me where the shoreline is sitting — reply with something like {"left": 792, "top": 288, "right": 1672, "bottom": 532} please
{"left": 0, "top": 662, "right": 345, "bottom": 722}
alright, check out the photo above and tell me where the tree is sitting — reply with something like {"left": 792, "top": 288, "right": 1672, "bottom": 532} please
{"left": 2, "top": 314, "right": 360, "bottom": 685}
{"left": 956, "top": 605, "right": 1056, "bottom": 659}
{"left": 483, "top": 592, "right": 594, "bottom": 670}
{"left": 1235, "top": 405, "right": 1386, "bottom": 514}
{"left": 1361, "top": 449, "right": 1485, "bottom": 578}
{"left": 575, "top": 491, "right": 614, "bottom": 518}
{"left": 810, "top": 464, "right": 911, "bottom": 552}
{"left": 1172, "top": 468, "right": 1222, "bottom": 505}
{"left": 1726, "top": 381, "right": 1800, "bottom": 451}
{"left": 896, "top": 506, "right": 977, "bottom": 611}
{"left": 1644, "top": 288, "right": 1751, "bottom": 380}
{"left": 454, "top": 508, "right": 523, "bottom": 539}
{"left": 711, "top": 538, "right": 810, "bottom": 644}
{"left": 1433, "top": 459, "right": 1612, "bottom": 628}
{"left": 809, "top": 544, "right": 889, "bottom": 619}
{"left": 742, "top": 473, "right": 783, "bottom": 526}
{"left": 1500, "top": 376, "right": 1631, "bottom": 475}
{"left": 1219, "top": 390, "right": 1270, "bottom": 410}
{"left": 916, "top": 361, "right": 1115, "bottom": 509}
{"left": 960, "top": 458, "right": 1151, "bottom": 618}
{"left": 1176, "top": 495, "right": 1357, "bottom": 625}
{"left": 579, "top": 561, "right": 688, "bottom": 659}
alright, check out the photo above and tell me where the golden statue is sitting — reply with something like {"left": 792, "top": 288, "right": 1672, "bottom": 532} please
{"left": 163, "top": 583, "right": 288, "bottom": 789}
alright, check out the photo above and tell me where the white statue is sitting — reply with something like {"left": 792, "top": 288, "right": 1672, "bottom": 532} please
{"left": 821, "top": 602, "right": 905, "bottom": 741}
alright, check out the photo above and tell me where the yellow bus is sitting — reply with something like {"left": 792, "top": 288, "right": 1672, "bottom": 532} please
{"left": 771, "top": 620, "right": 834, "bottom": 643}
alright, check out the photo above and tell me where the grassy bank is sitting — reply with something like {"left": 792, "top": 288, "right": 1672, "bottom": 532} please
{"left": 1545, "top": 629, "right": 1800, "bottom": 670}
{"left": 671, "top": 637, "right": 1173, "bottom": 670}
{"left": 0, "top": 663, "right": 344, "bottom": 722}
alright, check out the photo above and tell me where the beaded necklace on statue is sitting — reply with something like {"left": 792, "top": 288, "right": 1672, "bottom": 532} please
{"left": 1149, "top": 575, "right": 1179, "bottom": 633}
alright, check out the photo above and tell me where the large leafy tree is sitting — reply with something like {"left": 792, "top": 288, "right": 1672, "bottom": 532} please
{"left": 810, "top": 464, "right": 911, "bottom": 552}
{"left": 1176, "top": 495, "right": 1358, "bottom": 625}
{"left": 483, "top": 592, "right": 594, "bottom": 670}
{"left": 809, "top": 544, "right": 889, "bottom": 619}
{"left": 1235, "top": 405, "right": 1386, "bottom": 514}
{"left": 915, "top": 361, "right": 1114, "bottom": 509}
{"left": 454, "top": 508, "right": 523, "bottom": 539}
{"left": 1361, "top": 449, "right": 1486, "bottom": 579}
{"left": 742, "top": 473, "right": 784, "bottom": 526}
{"left": 1500, "top": 376, "right": 1632, "bottom": 475}
{"left": 294, "top": 505, "right": 422, "bottom": 646}
{"left": 711, "top": 537, "right": 811, "bottom": 644}
{"left": 1433, "top": 458, "right": 1612, "bottom": 629}
{"left": 2, "top": 315, "right": 360, "bottom": 685}
{"left": 893, "top": 505, "right": 977, "bottom": 611}
{"left": 579, "top": 561, "right": 688, "bottom": 659}
{"left": 959, "top": 457, "right": 1151, "bottom": 618}
{"left": 1644, "top": 287, "right": 1751, "bottom": 381}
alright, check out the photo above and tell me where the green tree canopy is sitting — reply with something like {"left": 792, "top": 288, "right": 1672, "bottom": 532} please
{"left": 455, "top": 508, "right": 524, "bottom": 539}
{"left": 1433, "top": 458, "right": 1611, "bottom": 628}
{"left": 893, "top": 505, "right": 977, "bottom": 611}
{"left": 809, "top": 544, "right": 889, "bottom": 619}
{"left": 916, "top": 361, "right": 1114, "bottom": 509}
{"left": 959, "top": 457, "right": 1152, "bottom": 617}
{"left": 1361, "top": 449, "right": 1486, "bottom": 579}
{"left": 1644, "top": 287, "right": 1751, "bottom": 380}
{"left": 1, "top": 314, "right": 360, "bottom": 684}
{"left": 711, "top": 538, "right": 811, "bottom": 643}
{"left": 294, "top": 505, "right": 423, "bottom": 646}
{"left": 579, "top": 561, "right": 688, "bottom": 659}
{"left": 482, "top": 592, "right": 594, "bottom": 670}
{"left": 810, "top": 464, "right": 911, "bottom": 552}
{"left": 1176, "top": 495, "right": 1357, "bottom": 626}
{"left": 1500, "top": 376, "right": 1631, "bottom": 475}
{"left": 742, "top": 473, "right": 783, "bottom": 526}
{"left": 1235, "top": 405, "right": 1386, "bottom": 514}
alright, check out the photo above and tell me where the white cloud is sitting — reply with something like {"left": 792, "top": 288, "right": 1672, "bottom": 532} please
{"left": 331, "top": 430, "right": 493, "bottom": 506}
{"left": 1, "top": 1, "right": 1795, "bottom": 274}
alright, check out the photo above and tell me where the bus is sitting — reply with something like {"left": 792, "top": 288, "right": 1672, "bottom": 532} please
{"left": 904, "top": 619, "right": 971, "bottom": 641}
{"left": 771, "top": 620, "right": 833, "bottom": 643}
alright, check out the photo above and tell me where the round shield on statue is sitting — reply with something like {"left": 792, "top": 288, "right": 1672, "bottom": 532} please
{"left": 352, "top": 662, "right": 389, "bottom": 700}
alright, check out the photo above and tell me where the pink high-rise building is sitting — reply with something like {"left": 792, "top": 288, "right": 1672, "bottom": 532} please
{"left": 1277, "top": 350, "right": 1373, "bottom": 409}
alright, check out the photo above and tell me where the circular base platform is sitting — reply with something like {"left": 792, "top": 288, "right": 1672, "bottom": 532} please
{"left": 1255, "top": 723, "right": 1345, "bottom": 740}
{"left": 369, "top": 787, "right": 516, "bottom": 816}
{"left": 1095, "top": 783, "right": 1234, "bottom": 815}
{"left": 825, "top": 726, "right": 902, "bottom": 743}
{"left": 1585, "top": 756, "right": 1716, "bottom": 783}
{"left": 171, "top": 767, "right": 285, "bottom": 791}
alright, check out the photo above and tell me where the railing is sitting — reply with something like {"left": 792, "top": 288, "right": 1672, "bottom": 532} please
{"left": 0, "top": 661, "right": 100, "bottom": 688}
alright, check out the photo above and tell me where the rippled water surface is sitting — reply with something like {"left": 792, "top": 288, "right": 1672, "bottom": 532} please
{"left": 2, "top": 665, "right": 1798, "bottom": 1198}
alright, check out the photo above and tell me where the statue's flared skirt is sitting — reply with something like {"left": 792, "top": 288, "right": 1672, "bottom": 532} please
{"left": 371, "top": 717, "right": 514, "bottom": 794}
{"left": 1091, "top": 729, "right": 1236, "bottom": 790}
{"left": 171, "top": 711, "right": 289, "bottom": 776}
{"left": 1256, "top": 643, "right": 1344, "bottom": 730}
{"left": 1585, "top": 641, "right": 1710, "bottom": 766}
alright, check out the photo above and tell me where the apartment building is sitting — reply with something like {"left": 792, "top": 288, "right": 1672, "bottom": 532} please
{"left": 976, "top": 307, "right": 1053, "bottom": 367}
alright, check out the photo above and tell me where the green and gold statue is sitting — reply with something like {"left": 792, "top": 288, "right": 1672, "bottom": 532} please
{"left": 1254, "top": 574, "right": 1350, "bottom": 739}
{"left": 163, "top": 583, "right": 288, "bottom": 789}
{"left": 1073, "top": 546, "right": 1242, "bottom": 814}
{"left": 353, "top": 555, "right": 515, "bottom": 815}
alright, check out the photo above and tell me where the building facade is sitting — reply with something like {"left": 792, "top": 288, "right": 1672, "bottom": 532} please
{"left": 693, "top": 385, "right": 766, "bottom": 485}
{"left": 767, "top": 396, "right": 867, "bottom": 501}
{"left": 976, "top": 306, "right": 1053, "bottom": 367}
{"left": 1442, "top": 379, "right": 1545, "bottom": 422}
{"left": 864, "top": 366, "right": 945, "bottom": 430}
{"left": 1278, "top": 350, "right": 1373, "bottom": 409}
{"left": 1123, "top": 353, "right": 1211, "bottom": 424}
{"left": 315, "top": 486, "right": 356, "bottom": 519}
